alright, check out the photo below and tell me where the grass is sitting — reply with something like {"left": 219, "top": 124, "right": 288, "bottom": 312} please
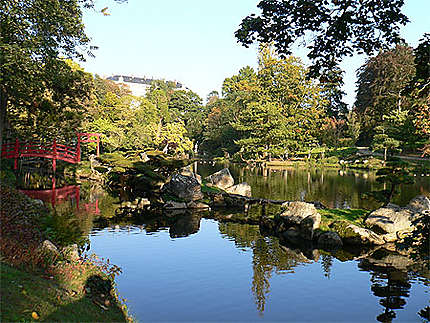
{"left": 0, "top": 262, "right": 128, "bottom": 322}
{"left": 318, "top": 208, "right": 369, "bottom": 231}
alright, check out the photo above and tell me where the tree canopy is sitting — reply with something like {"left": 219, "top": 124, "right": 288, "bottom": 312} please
{"left": 235, "top": 0, "right": 409, "bottom": 78}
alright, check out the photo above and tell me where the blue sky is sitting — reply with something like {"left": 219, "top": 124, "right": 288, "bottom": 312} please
{"left": 82, "top": 0, "right": 429, "bottom": 106}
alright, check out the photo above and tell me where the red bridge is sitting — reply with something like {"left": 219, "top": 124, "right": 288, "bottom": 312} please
{"left": 19, "top": 182, "right": 100, "bottom": 214}
{"left": 1, "top": 133, "right": 101, "bottom": 171}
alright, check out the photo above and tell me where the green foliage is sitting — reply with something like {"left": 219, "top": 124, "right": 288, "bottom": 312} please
{"left": 355, "top": 45, "right": 416, "bottom": 143}
{"left": 84, "top": 78, "right": 193, "bottom": 155}
{"left": 40, "top": 209, "right": 88, "bottom": 249}
{"left": 229, "top": 47, "right": 326, "bottom": 160}
{"left": 365, "top": 158, "right": 415, "bottom": 206}
{"left": 235, "top": 0, "right": 409, "bottom": 78}
{"left": 0, "top": 0, "right": 94, "bottom": 142}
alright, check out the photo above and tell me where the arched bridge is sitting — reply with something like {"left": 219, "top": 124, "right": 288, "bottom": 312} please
{"left": 1, "top": 133, "right": 101, "bottom": 171}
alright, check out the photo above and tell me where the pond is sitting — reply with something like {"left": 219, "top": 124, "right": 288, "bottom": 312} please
{"left": 88, "top": 219, "right": 429, "bottom": 322}
{"left": 16, "top": 164, "right": 430, "bottom": 322}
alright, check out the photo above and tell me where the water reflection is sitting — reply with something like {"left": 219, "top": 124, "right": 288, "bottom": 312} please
{"left": 218, "top": 221, "right": 429, "bottom": 320}
{"left": 198, "top": 163, "right": 430, "bottom": 209}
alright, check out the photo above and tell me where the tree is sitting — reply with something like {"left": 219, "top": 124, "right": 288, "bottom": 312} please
{"left": 319, "top": 67, "right": 348, "bottom": 119}
{"left": 346, "top": 110, "right": 361, "bottom": 145}
{"left": 0, "top": 0, "right": 92, "bottom": 144}
{"left": 355, "top": 45, "right": 416, "bottom": 143}
{"left": 408, "top": 34, "right": 430, "bottom": 138}
{"left": 235, "top": 0, "right": 409, "bottom": 78}
{"left": 0, "top": 0, "right": 127, "bottom": 145}
{"left": 371, "top": 109, "right": 409, "bottom": 162}
{"left": 7, "top": 59, "right": 94, "bottom": 142}
{"left": 232, "top": 47, "right": 326, "bottom": 159}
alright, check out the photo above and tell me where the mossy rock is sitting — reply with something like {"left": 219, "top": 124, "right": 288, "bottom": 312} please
{"left": 330, "top": 221, "right": 361, "bottom": 239}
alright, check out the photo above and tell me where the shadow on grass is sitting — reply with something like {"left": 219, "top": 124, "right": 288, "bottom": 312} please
{"left": 44, "top": 274, "right": 128, "bottom": 322}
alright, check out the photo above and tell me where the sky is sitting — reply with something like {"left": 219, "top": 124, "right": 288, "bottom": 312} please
{"left": 81, "top": 0, "right": 430, "bottom": 106}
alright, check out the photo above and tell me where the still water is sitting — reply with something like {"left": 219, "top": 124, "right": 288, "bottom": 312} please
{"left": 89, "top": 219, "right": 429, "bottom": 322}
{"left": 17, "top": 164, "right": 430, "bottom": 322}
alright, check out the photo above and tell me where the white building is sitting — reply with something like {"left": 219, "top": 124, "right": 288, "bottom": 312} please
{"left": 106, "top": 75, "right": 188, "bottom": 97}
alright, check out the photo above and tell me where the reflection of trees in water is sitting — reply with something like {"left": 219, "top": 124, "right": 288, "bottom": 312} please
{"left": 321, "top": 254, "right": 333, "bottom": 279}
{"left": 218, "top": 222, "right": 309, "bottom": 315}
{"left": 369, "top": 270, "right": 411, "bottom": 322}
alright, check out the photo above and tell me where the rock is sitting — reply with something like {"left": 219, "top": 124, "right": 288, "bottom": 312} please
{"left": 62, "top": 244, "right": 79, "bottom": 261}
{"left": 205, "top": 168, "right": 234, "bottom": 189}
{"left": 332, "top": 221, "right": 385, "bottom": 245}
{"left": 38, "top": 240, "right": 59, "bottom": 258}
{"left": 276, "top": 221, "right": 288, "bottom": 235}
{"left": 211, "top": 193, "right": 226, "bottom": 207}
{"left": 407, "top": 195, "right": 430, "bottom": 213}
{"left": 317, "top": 231, "right": 343, "bottom": 249}
{"left": 180, "top": 166, "right": 194, "bottom": 177}
{"left": 187, "top": 201, "right": 211, "bottom": 210}
{"left": 225, "top": 182, "right": 252, "bottom": 197}
{"left": 282, "top": 227, "right": 301, "bottom": 245}
{"left": 162, "top": 174, "right": 204, "bottom": 202}
{"left": 163, "top": 201, "right": 187, "bottom": 209}
{"left": 365, "top": 195, "right": 430, "bottom": 235}
{"left": 365, "top": 204, "right": 414, "bottom": 234}
{"left": 279, "top": 201, "right": 321, "bottom": 229}
{"left": 381, "top": 232, "right": 398, "bottom": 243}
{"left": 299, "top": 215, "right": 318, "bottom": 240}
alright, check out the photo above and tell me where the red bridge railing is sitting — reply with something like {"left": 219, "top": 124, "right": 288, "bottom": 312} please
{"left": 1, "top": 133, "right": 100, "bottom": 171}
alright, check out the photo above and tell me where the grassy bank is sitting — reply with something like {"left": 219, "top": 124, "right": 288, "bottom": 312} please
{"left": 1, "top": 263, "right": 127, "bottom": 322}
{"left": 0, "top": 185, "right": 132, "bottom": 322}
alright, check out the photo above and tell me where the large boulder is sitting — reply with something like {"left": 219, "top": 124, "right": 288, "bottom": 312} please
{"left": 279, "top": 202, "right": 321, "bottom": 225}
{"left": 225, "top": 182, "right": 252, "bottom": 197}
{"left": 279, "top": 202, "right": 321, "bottom": 227}
{"left": 278, "top": 202, "right": 321, "bottom": 241}
{"left": 162, "top": 174, "right": 203, "bottom": 202}
{"left": 205, "top": 168, "right": 234, "bottom": 189}
{"left": 365, "top": 195, "right": 429, "bottom": 235}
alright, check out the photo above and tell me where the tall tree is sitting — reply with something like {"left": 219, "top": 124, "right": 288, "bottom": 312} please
{"left": 354, "top": 45, "right": 416, "bottom": 143}
{"left": 235, "top": 0, "right": 409, "bottom": 78}
{"left": 232, "top": 47, "right": 326, "bottom": 159}
{"left": 408, "top": 34, "right": 430, "bottom": 138}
